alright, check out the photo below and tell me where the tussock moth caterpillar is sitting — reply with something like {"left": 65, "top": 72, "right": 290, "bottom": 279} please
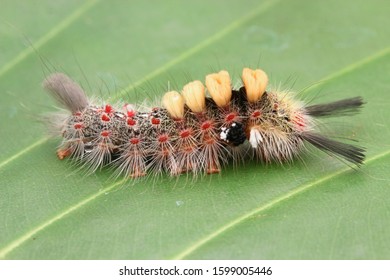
{"left": 42, "top": 67, "right": 365, "bottom": 179}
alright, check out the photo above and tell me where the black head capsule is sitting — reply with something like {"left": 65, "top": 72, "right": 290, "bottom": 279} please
{"left": 220, "top": 121, "right": 247, "bottom": 146}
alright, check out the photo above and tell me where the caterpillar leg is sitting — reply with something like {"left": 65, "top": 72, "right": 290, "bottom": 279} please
{"left": 57, "top": 147, "right": 72, "bottom": 160}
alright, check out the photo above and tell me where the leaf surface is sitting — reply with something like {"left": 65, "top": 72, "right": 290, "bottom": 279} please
{"left": 0, "top": 0, "right": 389, "bottom": 259}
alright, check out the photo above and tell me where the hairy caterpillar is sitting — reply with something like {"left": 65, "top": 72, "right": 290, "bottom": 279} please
{"left": 42, "top": 67, "right": 365, "bottom": 179}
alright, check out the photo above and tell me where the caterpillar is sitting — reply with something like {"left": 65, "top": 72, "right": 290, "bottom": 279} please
{"left": 42, "top": 67, "right": 365, "bottom": 179}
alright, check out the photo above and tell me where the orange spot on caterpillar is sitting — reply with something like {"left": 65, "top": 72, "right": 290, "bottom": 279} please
{"left": 183, "top": 145, "right": 195, "bottom": 153}
{"left": 252, "top": 110, "right": 261, "bottom": 118}
{"left": 127, "top": 118, "right": 136, "bottom": 126}
{"left": 57, "top": 148, "right": 72, "bottom": 160}
{"left": 293, "top": 114, "right": 305, "bottom": 129}
{"left": 204, "top": 137, "right": 216, "bottom": 145}
{"left": 225, "top": 112, "right": 236, "bottom": 122}
{"left": 158, "top": 134, "right": 168, "bottom": 143}
{"left": 104, "top": 104, "right": 113, "bottom": 114}
{"left": 101, "top": 130, "right": 110, "bottom": 137}
{"left": 130, "top": 138, "right": 140, "bottom": 145}
{"left": 74, "top": 123, "right": 83, "bottom": 129}
{"left": 127, "top": 110, "right": 135, "bottom": 118}
{"left": 206, "top": 157, "right": 220, "bottom": 174}
{"left": 151, "top": 118, "right": 160, "bottom": 125}
{"left": 101, "top": 114, "right": 110, "bottom": 122}
{"left": 201, "top": 121, "right": 212, "bottom": 130}
{"left": 180, "top": 129, "right": 191, "bottom": 138}
{"left": 129, "top": 169, "right": 146, "bottom": 178}
{"left": 207, "top": 167, "right": 220, "bottom": 174}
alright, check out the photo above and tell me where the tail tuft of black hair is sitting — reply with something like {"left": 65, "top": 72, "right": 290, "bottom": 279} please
{"left": 301, "top": 132, "right": 365, "bottom": 166}
{"left": 305, "top": 97, "right": 364, "bottom": 117}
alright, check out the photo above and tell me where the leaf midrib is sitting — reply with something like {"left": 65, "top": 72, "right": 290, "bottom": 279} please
{"left": 0, "top": 0, "right": 100, "bottom": 78}
{"left": 172, "top": 150, "right": 390, "bottom": 259}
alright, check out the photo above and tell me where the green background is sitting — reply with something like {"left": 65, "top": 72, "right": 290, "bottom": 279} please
{"left": 0, "top": 0, "right": 389, "bottom": 259}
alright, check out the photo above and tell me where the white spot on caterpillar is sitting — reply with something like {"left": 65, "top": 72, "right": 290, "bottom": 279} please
{"left": 220, "top": 127, "right": 229, "bottom": 142}
{"left": 249, "top": 128, "right": 263, "bottom": 148}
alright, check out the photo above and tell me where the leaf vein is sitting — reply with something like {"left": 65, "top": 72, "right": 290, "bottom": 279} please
{"left": 0, "top": 0, "right": 100, "bottom": 78}
{"left": 0, "top": 138, "right": 48, "bottom": 170}
{"left": 172, "top": 149, "right": 390, "bottom": 259}
{"left": 0, "top": 178, "right": 126, "bottom": 259}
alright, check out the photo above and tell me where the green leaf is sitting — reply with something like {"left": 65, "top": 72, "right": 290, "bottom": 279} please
{"left": 0, "top": 0, "right": 389, "bottom": 259}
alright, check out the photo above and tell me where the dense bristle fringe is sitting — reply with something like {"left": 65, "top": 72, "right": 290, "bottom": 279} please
{"left": 43, "top": 68, "right": 366, "bottom": 179}
{"left": 300, "top": 132, "right": 365, "bottom": 165}
{"left": 305, "top": 97, "right": 364, "bottom": 117}
{"left": 43, "top": 73, "right": 89, "bottom": 113}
